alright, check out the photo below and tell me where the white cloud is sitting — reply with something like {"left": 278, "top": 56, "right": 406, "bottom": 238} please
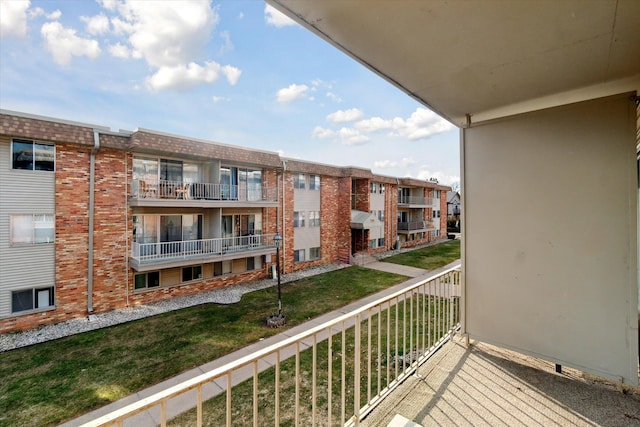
{"left": 146, "top": 61, "right": 241, "bottom": 91}
{"left": 374, "top": 157, "right": 417, "bottom": 168}
{"left": 1, "top": 0, "right": 30, "bottom": 38}
{"left": 338, "top": 128, "right": 369, "bottom": 146}
{"left": 41, "top": 21, "right": 101, "bottom": 65}
{"left": 276, "top": 83, "right": 309, "bottom": 103}
{"left": 108, "top": 42, "right": 131, "bottom": 58}
{"left": 354, "top": 107, "right": 453, "bottom": 140}
{"left": 98, "top": 0, "right": 119, "bottom": 11}
{"left": 82, "top": 14, "right": 109, "bottom": 35}
{"left": 264, "top": 4, "right": 296, "bottom": 28}
{"left": 354, "top": 116, "right": 393, "bottom": 132}
{"left": 218, "top": 30, "right": 233, "bottom": 54}
{"left": 112, "top": 0, "right": 219, "bottom": 68}
{"left": 326, "top": 92, "right": 343, "bottom": 103}
{"left": 409, "top": 169, "right": 460, "bottom": 186}
{"left": 312, "top": 126, "right": 335, "bottom": 139}
{"left": 327, "top": 108, "right": 364, "bottom": 123}
{"left": 392, "top": 108, "right": 454, "bottom": 140}
{"left": 47, "top": 9, "right": 61, "bottom": 20}
{"left": 212, "top": 96, "right": 230, "bottom": 103}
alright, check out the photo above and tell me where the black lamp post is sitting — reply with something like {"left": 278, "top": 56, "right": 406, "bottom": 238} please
{"left": 274, "top": 232, "right": 282, "bottom": 315}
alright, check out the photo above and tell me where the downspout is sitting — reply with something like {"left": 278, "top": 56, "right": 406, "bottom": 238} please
{"left": 88, "top": 130, "right": 100, "bottom": 313}
{"left": 281, "top": 160, "right": 287, "bottom": 274}
{"left": 124, "top": 151, "right": 129, "bottom": 307}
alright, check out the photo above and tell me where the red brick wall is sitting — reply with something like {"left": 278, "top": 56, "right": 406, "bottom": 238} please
{"left": 128, "top": 270, "right": 267, "bottom": 307}
{"left": 321, "top": 176, "right": 351, "bottom": 264}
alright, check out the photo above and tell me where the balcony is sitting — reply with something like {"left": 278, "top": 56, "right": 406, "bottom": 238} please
{"left": 130, "top": 234, "right": 277, "bottom": 271}
{"left": 129, "top": 179, "right": 278, "bottom": 207}
{"left": 398, "top": 196, "right": 432, "bottom": 207}
{"left": 397, "top": 221, "right": 431, "bottom": 234}
{"left": 78, "top": 266, "right": 462, "bottom": 426}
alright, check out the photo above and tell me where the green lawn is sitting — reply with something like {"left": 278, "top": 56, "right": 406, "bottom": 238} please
{"left": 0, "top": 267, "right": 406, "bottom": 427}
{"left": 382, "top": 239, "right": 460, "bottom": 270}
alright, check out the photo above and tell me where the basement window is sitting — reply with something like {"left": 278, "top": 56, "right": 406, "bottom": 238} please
{"left": 11, "top": 286, "right": 54, "bottom": 313}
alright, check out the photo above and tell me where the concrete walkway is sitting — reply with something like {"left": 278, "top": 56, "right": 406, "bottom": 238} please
{"left": 62, "top": 260, "right": 459, "bottom": 427}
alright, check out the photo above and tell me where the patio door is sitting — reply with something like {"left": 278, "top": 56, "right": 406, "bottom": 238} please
{"left": 160, "top": 215, "right": 182, "bottom": 255}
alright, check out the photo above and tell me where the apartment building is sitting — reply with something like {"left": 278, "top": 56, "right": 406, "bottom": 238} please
{"left": 0, "top": 110, "right": 449, "bottom": 333}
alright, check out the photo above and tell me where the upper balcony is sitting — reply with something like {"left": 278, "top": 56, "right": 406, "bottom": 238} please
{"left": 129, "top": 179, "right": 278, "bottom": 208}
{"left": 398, "top": 195, "right": 433, "bottom": 207}
{"left": 397, "top": 220, "right": 432, "bottom": 234}
{"left": 130, "top": 233, "right": 277, "bottom": 271}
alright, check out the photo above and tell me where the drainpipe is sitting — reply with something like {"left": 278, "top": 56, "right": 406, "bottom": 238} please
{"left": 88, "top": 130, "right": 100, "bottom": 313}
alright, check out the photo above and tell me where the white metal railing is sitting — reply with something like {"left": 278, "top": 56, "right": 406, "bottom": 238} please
{"left": 397, "top": 221, "right": 429, "bottom": 231}
{"left": 131, "top": 179, "right": 278, "bottom": 202}
{"left": 80, "top": 266, "right": 461, "bottom": 426}
{"left": 397, "top": 196, "right": 433, "bottom": 206}
{"left": 131, "top": 234, "right": 276, "bottom": 263}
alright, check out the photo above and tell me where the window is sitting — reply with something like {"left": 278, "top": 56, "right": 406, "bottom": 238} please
{"left": 309, "top": 174, "right": 320, "bottom": 190}
{"left": 247, "top": 257, "right": 255, "bottom": 271}
{"left": 378, "top": 238, "right": 385, "bottom": 248}
{"left": 435, "top": 229, "right": 440, "bottom": 237}
{"left": 433, "top": 210, "right": 437, "bottom": 218}
{"left": 12, "top": 286, "right": 55, "bottom": 313}
{"left": 379, "top": 184, "right": 385, "bottom": 194}
{"left": 182, "top": 265, "right": 202, "bottom": 282}
{"left": 214, "top": 261, "right": 232, "bottom": 276}
{"left": 294, "top": 249, "right": 306, "bottom": 263}
{"left": 378, "top": 210, "right": 385, "bottom": 222}
{"left": 309, "top": 211, "right": 320, "bottom": 227}
{"left": 370, "top": 182, "right": 377, "bottom": 193}
{"left": 294, "top": 211, "right": 305, "bottom": 228}
{"left": 369, "top": 239, "right": 377, "bottom": 249}
{"left": 436, "top": 210, "right": 441, "bottom": 218}
{"left": 134, "top": 271, "right": 160, "bottom": 290}
{"left": 309, "top": 247, "right": 321, "bottom": 260}
{"left": 435, "top": 191, "right": 440, "bottom": 199}
{"left": 294, "top": 173, "right": 306, "bottom": 189}
{"left": 11, "top": 214, "right": 54, "bottom": 245}
{"left": 12, "top": 139, "right": 55, "bottom": 171}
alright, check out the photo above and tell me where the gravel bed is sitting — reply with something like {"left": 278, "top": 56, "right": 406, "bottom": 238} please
{"left": 0, "top": 263, "right": 349, "bottom": 352}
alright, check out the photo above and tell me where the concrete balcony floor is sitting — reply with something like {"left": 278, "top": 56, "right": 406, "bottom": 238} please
{"left": 363, "top": 337, "right": 640, "bottom": 427}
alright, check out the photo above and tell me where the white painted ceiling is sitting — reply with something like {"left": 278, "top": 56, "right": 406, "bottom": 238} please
{"left": 268, "top": 0, "right": 640, "bottom": 126}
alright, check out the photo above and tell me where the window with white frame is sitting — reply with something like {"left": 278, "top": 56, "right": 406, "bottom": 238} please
{"left": 370, "top": 182, "right": 377, "bottom": 193}
{"left": 134, "top": 271, "right": 160, "bottom": 290}
{"left": 435, "top": 190, "right": 440, "bottom": 199}
{"left": 293, "top": 211, "right": 305, "bottom": 228}
{"left": 12, "top": 139, "right": 55, "bottom": 171}
{"left": 309, "top": 174, "right": 320, "bottom": 190}
{"left": 294, "top": 173, "right": 306, "bottom": 189}
{"left": 294, "top": 249, "right": 306, "bottom": 263}
{"left": 309, "top": 211, "right": 320, "bottom": 227}
{"left": 309, "top": 247, "right": 321, "bottom": 260}
{"left": 378, "top": 238, "right": 385, "bottom": 248}
{"left": 379, "top": 183, "right": 385, "bottom": 194}
{"left": 10, "top": 214, "right": 54, "bottom": 245}
{"left": 11, "top": 286, "right": 54, "bottom": 313}
{"left": 378, "top": 210, "right": 384, "bottom": 222}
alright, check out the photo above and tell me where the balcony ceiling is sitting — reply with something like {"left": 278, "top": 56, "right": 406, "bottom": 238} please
{"left": 267, "top": 0, "right": 640, "bottom": 125}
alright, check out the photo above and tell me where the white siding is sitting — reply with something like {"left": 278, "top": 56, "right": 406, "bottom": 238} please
{"left": 0, "top": 139, "right": 56, "bottom": 317}
{"left": 293, "top": 182, "right": 321, "bottom": 251}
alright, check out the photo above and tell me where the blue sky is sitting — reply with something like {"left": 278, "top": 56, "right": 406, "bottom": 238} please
{"left": 0, "top": 0, "right": 459, "bottom": 185}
